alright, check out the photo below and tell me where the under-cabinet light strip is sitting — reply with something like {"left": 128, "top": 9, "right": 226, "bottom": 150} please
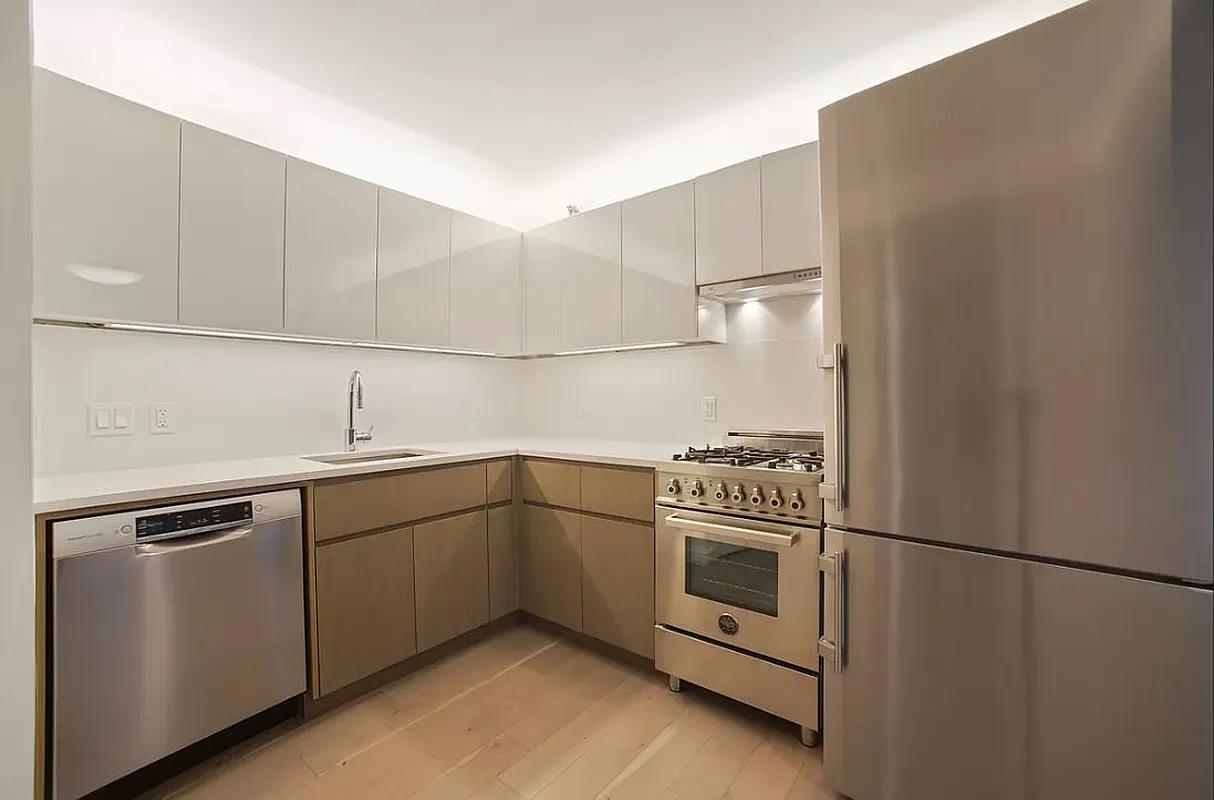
{"left": 552, "top": 342, "right": 682, "bottom": 356}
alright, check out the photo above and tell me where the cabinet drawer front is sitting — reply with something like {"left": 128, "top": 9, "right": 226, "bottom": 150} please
{"left": 520, "top": 459, "right": 580, "bottom": 509}
{"left": 581, "top": 465, "right": 654, "bottom": 522}
{"left": 582, "top": 517, "right": 655, "bottom": 658}
{"left": 487, "top": 459, "right": 514, "bottom": 504}
{"left": 314, "top": 463, "right": 487, "bottom": 541}
{"left": 316, "top": 527, "right": 416, "bottom": 695}
{"left": 414, "top": 510, "right": 490, "bottom": 652}
{"left": 520, "top": 505, "right": 582, "bottom": 631}
{"left": 488, "top": 506, "right": 520, "bottom": 620}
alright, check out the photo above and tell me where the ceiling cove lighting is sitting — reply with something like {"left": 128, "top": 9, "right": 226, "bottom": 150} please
{"left": 31, "top": 317, "right": 499, "bottom": 357}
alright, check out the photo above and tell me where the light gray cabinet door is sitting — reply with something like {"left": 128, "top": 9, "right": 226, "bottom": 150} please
{"left": 284, "top": 158, "right": 377, "bottom": 339}
{"left": 522, "top": 221, "right": 563, "bottom": 354}
{"left": 761, "top": 142, "right": 820, "bottom": 275}
{"left": 32, "top": 70, "right": 180, "bottom": 322}
{"left": 377, "top": 189, "right": 451, "bottom": 346}
{"left": 622, "top": 182, "right": 696, "bottom": 344}
{"left": 450, "top": 211, "right": 522, "bottom": 354}
{"left": 694, "top": 158, "right": 762, "bottom": 285}
{"left": 179, "top": 123, "right": 286, "bottom": 331}
{"left": 561, "top": 204, "right": 622, "bottom": 350}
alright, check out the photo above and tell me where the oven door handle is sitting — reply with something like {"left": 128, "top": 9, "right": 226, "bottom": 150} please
{"left": 664, "top": 514, "right": 801, "bottom": 548}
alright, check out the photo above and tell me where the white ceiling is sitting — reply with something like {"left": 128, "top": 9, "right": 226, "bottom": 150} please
{"left": 33, "top": 0, "right": 1083, "bottom": 229}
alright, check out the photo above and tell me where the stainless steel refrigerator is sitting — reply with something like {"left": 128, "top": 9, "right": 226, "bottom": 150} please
{"left": 816, "top": 0, "right": 1212, "bottom": 797}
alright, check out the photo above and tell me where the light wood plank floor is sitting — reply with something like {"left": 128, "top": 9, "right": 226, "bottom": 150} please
{"left": 144, "top": 624, "right": 837, "bottom": 800}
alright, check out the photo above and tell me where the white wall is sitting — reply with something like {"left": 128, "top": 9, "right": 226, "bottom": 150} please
{"left": 521, "top": 294, "right": 823, "bottom": 444}
{"left": 32, "top": 327, "right": 524, "bottom": 475}
{"left": 0, "top": 0, "right": 34, "bottom": 795}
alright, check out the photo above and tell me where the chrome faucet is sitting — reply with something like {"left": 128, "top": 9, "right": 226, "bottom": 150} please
{"left": 344, "top": 370, "right": 374, "bottom": 452}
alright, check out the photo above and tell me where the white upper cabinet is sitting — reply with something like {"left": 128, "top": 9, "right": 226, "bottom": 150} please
{"left": 450, "top": 212, "right": 522, "bottom": 354}
{"left": 561, "top": 204, "right": 622, "bottom": 350}
{"left": 377, "top": 189, "right": 452, "bottom": 346}
{"left": 284, "top": 159, "right": 377, "bottom": 339}
{"left": 32, "top": 70, "right": 180, "bottom": 322}
{"left": 179, "top": 123, "right": 286, "bottom": 331}
{"left": 622, "top": 182, "right": 696, "bottom": 344}
{"left": 522, "top": 221, "right": 563, "bottom": 355}
{"left": 693, "top": 158, "right": 762, "bottom": 286}
{"left": 761, "top": 142, "right": 821, "bottom": 275}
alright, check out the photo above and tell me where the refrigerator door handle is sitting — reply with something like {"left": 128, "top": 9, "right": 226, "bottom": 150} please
{"left": 816, "top": 343, "right": 847, "bottom": 508}
{"left": 818, "top": 550, "right": 846, "bottom": 671}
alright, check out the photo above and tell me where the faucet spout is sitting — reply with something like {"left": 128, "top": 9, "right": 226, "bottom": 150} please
{"left": 345, "top": 370, "right": 372, "bottom": 452}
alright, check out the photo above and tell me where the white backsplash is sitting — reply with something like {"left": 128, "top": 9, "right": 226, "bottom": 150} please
{"left": 32, "top": 294, "right": 823, "bottom": 474}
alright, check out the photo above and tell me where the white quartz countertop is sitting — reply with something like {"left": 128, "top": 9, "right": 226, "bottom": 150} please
{"left": 33, "top": 438, "right": 685, "bottom": 515}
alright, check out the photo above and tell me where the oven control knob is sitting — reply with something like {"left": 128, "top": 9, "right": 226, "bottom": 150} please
{"left": 688, "top": 480, "right": 704, "bottom": 498}
{"left": 730, "top": 484, "right": 745, "bottom": 504}
{"left": 713, "top": 482, "right": 728, "bottom": 501}
{"left": 788, "top": 490, "right": 805, "bottom": 512}
{"left": 768, "top": 489, "right": 784, "bottom": 509}
{"left": 749, "top": 487, "right": 765, "bottom": 506}
{"left": 665, "top": 478, "right": 681, "bottom": 496}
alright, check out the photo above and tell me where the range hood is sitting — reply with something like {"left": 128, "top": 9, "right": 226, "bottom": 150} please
{"left": 697, "top": 267, "right": 822, "bottom": 303}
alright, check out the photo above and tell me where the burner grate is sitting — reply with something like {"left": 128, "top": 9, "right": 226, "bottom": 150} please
{"left": 673, "top": 446, "right": 824, "bottom": 471}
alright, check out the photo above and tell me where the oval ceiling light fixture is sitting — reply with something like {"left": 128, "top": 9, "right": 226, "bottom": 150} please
{"left": 67, "top": 264, "right": 144, "bottom": 286}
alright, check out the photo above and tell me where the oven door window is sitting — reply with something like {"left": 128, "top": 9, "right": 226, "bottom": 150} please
{"left": 684, "top": 536, "right": 778, "bottom": 616}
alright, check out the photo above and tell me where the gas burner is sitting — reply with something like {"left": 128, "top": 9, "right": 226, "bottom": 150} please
{"left": 673, "top": 446, "right": 824, "bottom": 471}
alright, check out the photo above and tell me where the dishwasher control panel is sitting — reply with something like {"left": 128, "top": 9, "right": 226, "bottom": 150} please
{"left": 51, "top": 490, "right": 301, "bottom": 559}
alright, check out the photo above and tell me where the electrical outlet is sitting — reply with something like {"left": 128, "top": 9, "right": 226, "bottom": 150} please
{"left": 88, "top": 403, "right": 134, "bottom": 437}
{"left": 701, "top": 396, "right": 718, "bottom": 422}
{"left": 150, "top": 402, "right": 177, "bottom": 434}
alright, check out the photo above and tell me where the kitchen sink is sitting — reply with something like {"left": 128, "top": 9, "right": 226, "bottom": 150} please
{"left": 305, "top": 449, "right": 439, "bottom": 465}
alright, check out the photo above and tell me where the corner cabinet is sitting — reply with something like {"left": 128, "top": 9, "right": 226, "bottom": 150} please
{"left": 32, "top": 70, "right": 181, "bottom": 322}
{"left": 377, "top": 189, "right": 452, "bottom": 346}
{"left": 179, "top": 123, "right": 286, "bottom": 331}
{"left": 522, "top": 222, "right": 564, "bottom": 355}
{"left": 450, "top": 212, "right": 523, "bottom": 354}
{"left": 622, "top": 182, "right": 696, "bottom": 344}
{"left": 284, "top": 158, "right": 378, "bottom": 340}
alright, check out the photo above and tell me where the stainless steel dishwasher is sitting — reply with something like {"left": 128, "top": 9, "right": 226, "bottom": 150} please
{"left": 51, "top": 489, "right": 307, "bottom": 800}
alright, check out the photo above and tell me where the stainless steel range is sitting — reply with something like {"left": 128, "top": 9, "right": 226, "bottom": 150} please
{"left": 655, "top": 430, "right": 824, "bottom": 747}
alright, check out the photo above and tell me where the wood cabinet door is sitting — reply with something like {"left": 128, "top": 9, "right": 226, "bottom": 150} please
{"left": 450, "top": 211, "right": 522, "bottom": 354}
{"left": 179, "top": 122, "right": 286, "bottom": 331}
{"left": 284, "top": 158, "right": 377, "bottom": 339}
{"left": 316, "top": 527, "right": 416, "bottom": 695}
{"left": 486, "top": 459, "right": 514, "bottom": 505}
{"left": 488, "top": 505, "right": 520, "bottom": 620}
{"left": 520, "top": 505, "right": 582, "bottom": 631}
{"left": 581, "top": 517, "right": 655, "bottom": 658}
{"left": 519, "top": 459, "right": 580, "bottom": 510}
{"left": 761, "top": 142, "right": 821, "bottom": 275}
{"left": 560, "top": 204, "right": 622, "bottom": 349}
{"left": 694, "top": 158, "right": 762, "bottom": 285}
{"left": 580, "top": 465, "right": 654, "bottom": 523}
{"left": 414, "top": 510, "right": 490, "bottom": 651}
{"left": 377, "top": 188, "right": 452, "bottom": 346}
{"left": 32, "top": 70, "right": 180, "bottom": 322}
{"left": 622, "top": 182, "right": 696, "bottom": 344}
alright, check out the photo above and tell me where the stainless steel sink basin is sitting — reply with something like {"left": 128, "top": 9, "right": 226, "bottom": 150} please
{"left": 305, "top": 448, "right": 439, "bottom": 465}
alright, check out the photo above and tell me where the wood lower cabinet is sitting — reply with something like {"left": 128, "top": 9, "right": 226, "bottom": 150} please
{"left": 520, "top": 459, "right": 580, "bottom": 509}
{"left": 581, "top": 516, "right": 655, "bottom": 658}
{"left": 520, "top": 505, "right": 582, "bottom": 631}
{"left": 488, "top": 505, "right": 520, "bottom": 620}
{"left": 581, "top": 465, "right": 655, "bottom": 523}
{"left": 413, "top": 510, "right": 490, "bottom": 652}
{"left": 316, "top": 527, "right": 416, "bottom": 695}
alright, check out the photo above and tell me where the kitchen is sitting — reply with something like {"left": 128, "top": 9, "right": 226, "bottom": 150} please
{"left": 1, "top": 0, "right": 1211, "bottom": 798}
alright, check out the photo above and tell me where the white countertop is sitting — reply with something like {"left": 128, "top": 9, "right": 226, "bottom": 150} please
{"left": 33, "top": 438, "right": 685, "bottom": 515}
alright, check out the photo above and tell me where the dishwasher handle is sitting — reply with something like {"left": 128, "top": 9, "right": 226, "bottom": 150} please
{"left": 135, "top": 524, "right": 254, "bottom": 556}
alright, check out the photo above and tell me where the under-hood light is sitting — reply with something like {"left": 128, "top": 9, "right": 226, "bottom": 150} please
{"left": 552, "top": 342, "right": 681, "bottom": 356}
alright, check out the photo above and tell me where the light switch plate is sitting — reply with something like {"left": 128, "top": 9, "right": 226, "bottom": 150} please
{"left": 150, "top": 402, "right": 176, "bottom": 434}
{"left": 701, "top": 396, "right": 718, "bottom": 422}
{"left": 88, "top": 403, "right": 134, "bottom": 437}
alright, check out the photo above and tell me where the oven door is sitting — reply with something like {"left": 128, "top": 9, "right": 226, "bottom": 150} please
{"left": 656, "top": 505, "right": 820, "bottom": 670}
